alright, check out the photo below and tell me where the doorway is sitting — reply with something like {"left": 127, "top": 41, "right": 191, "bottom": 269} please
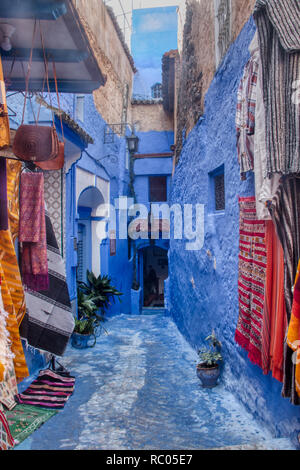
{"left": 143, "top": 246, "right": 168, "bottom": 307}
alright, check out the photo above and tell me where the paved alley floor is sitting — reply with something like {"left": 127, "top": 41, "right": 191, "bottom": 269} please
{"left": 16, "top": 314, "right": 294, "bottom": 450}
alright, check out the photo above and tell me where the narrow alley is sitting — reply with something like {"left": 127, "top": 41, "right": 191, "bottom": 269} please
{"left": 0, "top": 0, "right": 299, "bottom": 455}
{"left": 16, "top": 314, "right": 294, "bottom": 450}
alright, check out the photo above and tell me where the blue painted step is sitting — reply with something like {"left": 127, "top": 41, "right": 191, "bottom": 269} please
{"left": 142, "top": 307, "right": 166, "bottom": 316}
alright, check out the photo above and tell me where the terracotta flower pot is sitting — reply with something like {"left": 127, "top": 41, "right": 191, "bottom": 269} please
{"left": 196, "top": 363, "right": 220, "bottom": 388}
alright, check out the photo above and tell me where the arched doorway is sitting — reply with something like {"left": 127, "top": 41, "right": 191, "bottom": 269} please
{"left": 142, "top": 245, "right": 168, "bottom": 308}
{"left": 77, "top": 186, "right": 105, "bottom": 283}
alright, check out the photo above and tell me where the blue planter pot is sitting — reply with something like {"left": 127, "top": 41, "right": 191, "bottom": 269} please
{"left": 71, "top": 332, "right": 96, "bottom": 349}
{"left": 196, "top": 364, "right": 220, "bottom": 388}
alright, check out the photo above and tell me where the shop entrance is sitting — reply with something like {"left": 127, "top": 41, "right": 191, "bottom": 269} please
{"left": 142, "top": 246, "right": 168, "bottom": 307}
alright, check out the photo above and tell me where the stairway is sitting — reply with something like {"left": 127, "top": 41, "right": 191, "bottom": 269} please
{"left": 141, "top": 307, "right": 166, "bottom": 316}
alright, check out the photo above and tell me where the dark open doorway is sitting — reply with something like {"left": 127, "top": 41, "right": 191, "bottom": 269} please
{"left": 143, "top": 246, "right": 168, "bottom": 307}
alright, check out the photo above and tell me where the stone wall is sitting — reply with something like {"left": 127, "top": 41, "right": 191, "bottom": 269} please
{"left": 132, "top": 103, "right": 174, "bottom": 134}
{"left": 73, "top": 0, "right": 134, "bottom": 125}
{"left": 169, "top": 18, "right": 300, "bottom": 438}
{"left": 175, "top": 0, "right": 256, "bottom": 161}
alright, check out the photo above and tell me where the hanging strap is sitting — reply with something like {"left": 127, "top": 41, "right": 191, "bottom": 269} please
{"left": 21, "top": 19, "right": 37, "bottom": 125}
{"left": 52, "top": 60, "right": 65, "bottom": 143}
{"left": 39, "top": 20, "right": 55, "bottom": 129}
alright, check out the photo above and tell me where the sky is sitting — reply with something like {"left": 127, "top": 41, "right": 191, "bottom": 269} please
{"left": 131, "top": 6, "right": 178, "bottom": 97}
{"left": 106, "top": 0, "right": 180, "bottom": 98}
{"left": 105, "top": 0, "right": 181, "bottom": 47}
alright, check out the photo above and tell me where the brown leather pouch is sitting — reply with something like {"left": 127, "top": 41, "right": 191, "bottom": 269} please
{"left": 35, "top": 141, "right": 64, "bottom": 170}
{"left": 12, "top": 124, "right": 59, "bottom": 162}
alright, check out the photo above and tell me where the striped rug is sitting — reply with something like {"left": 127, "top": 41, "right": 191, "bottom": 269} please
{"left": 16, "top": 369, "right": 75, "bottom": 410}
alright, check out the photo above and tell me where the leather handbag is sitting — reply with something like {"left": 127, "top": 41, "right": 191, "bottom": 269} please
{"left": 35, "top": 141, "right": 64, "bottom": 170}
{"left": 35, "top": 58, "right": 65, "bottom": 171}
{"left": 13, "top": 124, "right": 59, "bottom": 162}
{"left": 12, "top": 20, "right": 60, "bottom": 163}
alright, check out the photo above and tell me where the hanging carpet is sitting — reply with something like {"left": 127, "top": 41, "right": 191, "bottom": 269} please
{"left": 268, "top": 176, "right": 300, "bottom": 405}
{"left": 16, "top": 368, "right": 75, "bottom": 410}
{"left": 0, "top": 160, "right": 28, "bottom": 381}
{"left": 253, "top": 0, "right": 300, "bottom": 175}
{"left": 235, "top": 196, "right": 267, "bottom": 369}
{"left": 20, "top": 212, "right": 74, "bottom": 357}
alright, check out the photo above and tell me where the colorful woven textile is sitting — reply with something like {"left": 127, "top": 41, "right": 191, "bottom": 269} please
{"left": 268, "top": 176, "right": 300, "bottom": 405}
{"left": 0, "top": 161, "right": 28, "bottom": 381}
{"left": 0, "top": 288, "right": 17, "bottom": 411}
{"left": 19, "top": 172, "right": 49, "bottom": 292}
{"left": 253, "top": 0, "right": 300, "bottom": 175}
{"left": 0, "top": 160, "right": 8, "bottom": 230}
{"left": 20, "top": 213, "right": 74, "bottom": 356}
{"left": 0, "top": 355, "right": 17, "bottom": 411}
{"left": 295, "top": 260, "right": 300, "bottom": 287}
{"left": 16, "top": 369, "right": 75, "bottom": 410}
{"left": 235, "top": 196, "right": 267, "bottom": 368}
{"left": 252, "top": 31, "right": 281, "bottom": 221}
{"left": 287, "top": 275, "right": 300, "bottom": 397}
{"left": 262, "top": 220, "right": 287, "bottom": 381}
{"left": 0, "top": 56, "right": 10, "bottom": 149}
{"left": 4, "top": 404, "right": 57, "bottom": 445}
{"left": 0, "top": 409, "right": 15, "bottom": 450}
{"left": 236, "top": 39, "right": 259, "bottom": 178}
{"left": 0, "top": 285, "right": 14, "bottom": 382}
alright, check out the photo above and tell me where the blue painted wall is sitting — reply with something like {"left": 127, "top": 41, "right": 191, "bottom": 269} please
{"left": 168, "top": 17, "right": 300, "bottom": 437}
{"left": 132, "top": 7, "right": 178, "bottom": 98}
{"left": 64, "top": 94, "right": 133, "bottom": 316}
{"left": 10, "top": 88, "right": 134, "bottom": 387}
{"left": 133, "top": 129, "right": 174, "bottom": 207}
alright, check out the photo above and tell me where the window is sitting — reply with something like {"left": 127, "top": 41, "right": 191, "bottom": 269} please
{"left": 77, "top": 223, "right": 86, "bottom": 282}
{"left": 151, "top": 83, "right": 162, "bottom": 99}
{"left": 214, "top": 173, "right": 225, "bottom": 211}
{"left": 75, "top": 95, "right": 85, "bottom": 122}
{"left": 209, "top": 165, "right": 225, "bottom": 212}
{"left": 214, "top": 0, "right": 231, "bottom": 67}
{"left": 149, "top": 176, "right": 167, "bottom": 202}
{"left": 128, "top": 235, "right": 132, "bottom": 260}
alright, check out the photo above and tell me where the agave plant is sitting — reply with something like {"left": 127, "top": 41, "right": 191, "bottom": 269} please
{"left": 74, "top": 290, "right": 104, "bottom": 335}
{"left": 77, "top": 271, "right": 122, "bottom": 316}
{"left": 74, "top": 317, "right": 95, "bottom": 336}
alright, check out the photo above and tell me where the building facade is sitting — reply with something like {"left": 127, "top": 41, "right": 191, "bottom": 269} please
{"left": 169, "top": 0, "right": 300, "bottom": 437}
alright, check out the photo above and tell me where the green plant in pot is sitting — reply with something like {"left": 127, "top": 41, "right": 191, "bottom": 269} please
{"left": 196, "top": 332, "right": 223, "bottom": 388}
{"left": 72, "top": 271, "right": 122, "bottom": 348}
{"left": 72, "top": 290, "right": 101, "bottom": 349}
{"left": 78, "top": 271, "right": 122, "bottom": 315}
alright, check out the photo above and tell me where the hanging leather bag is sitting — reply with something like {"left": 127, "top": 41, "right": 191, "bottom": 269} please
{"left": 13, "top": 124, "right": 59, "bottom": 162}
{"left": 36, "top": 60, "right": 65, "bottom": 171}
{"left": 12, "top": 21, "right": 59, "bottom": 163}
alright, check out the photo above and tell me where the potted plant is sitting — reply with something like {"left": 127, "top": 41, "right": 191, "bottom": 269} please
{"left": 77, "top": 271, "right": 122, "bottom": 315}
{"left": 196, "top": 333, "right": 223, "bottom": 388}
{"left": 71, "top": 290, "right": 101, "bottom": 349}
{"left": 72, "top": 271, "right": 122, "bottom": 348}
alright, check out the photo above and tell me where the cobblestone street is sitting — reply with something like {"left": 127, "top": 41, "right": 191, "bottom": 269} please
{"left": 16, "top": 314, "right": 294, "bottom": 450}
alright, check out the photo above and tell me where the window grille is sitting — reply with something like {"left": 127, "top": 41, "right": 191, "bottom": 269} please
{"left": 209, "top": 164, "right": 225, "bottom": 212}
{"left": 214, "top": 173, "right": 225, "bottom": 211}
